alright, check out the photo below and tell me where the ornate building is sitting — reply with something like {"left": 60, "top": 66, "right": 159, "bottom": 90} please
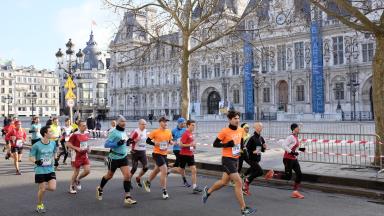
{"left": 108, "top": 0, "right": 376, "bottom": 121}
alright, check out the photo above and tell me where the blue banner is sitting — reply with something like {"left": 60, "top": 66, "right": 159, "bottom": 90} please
{"left": 310, "top": 21, "right": 325, "bottom": 113}
{"left": 243, "top": 33, "right": 255, "bottom": 120}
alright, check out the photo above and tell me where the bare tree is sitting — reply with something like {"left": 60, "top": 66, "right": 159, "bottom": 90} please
{"left": 309, "top": 0, "right": 384, "bottom": 164}
{"left": 104, "top": 0, "right": 263, "bottom": 119}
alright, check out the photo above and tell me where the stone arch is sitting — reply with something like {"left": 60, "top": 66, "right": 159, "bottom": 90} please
{"left": 276, "top": 80, "right": 288, "bottom": 112}
{"left": 200, "top": 87, "right": 221, "bottom": 115}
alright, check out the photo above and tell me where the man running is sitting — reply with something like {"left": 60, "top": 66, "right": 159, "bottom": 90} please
{"left": 5, "top": 120, "right": 27, "bottom": 175}
{"left": 179, "top": 120, "right": 202, "bottom": 193}
{"left": 3, "top": 118, "right": 16, "bottom": 159}
{"left": 169, "top": 117, "right": 190, "bottom": 187}
{"left": 66, "top": 120, "right": 91, "bottom": 194}
{"left": 30, "top": 116, "right": 42, "bottom": 145}
{"left": 96, "top": 116, "right": 137, "bottom": 206}
{"left": 276, "top": 123, "right": 305, "bottom": 199}
{"left": 29, "top": 126, "right": 57, "bottom": 213}
{"left": 129, "top": 119, "right": 149, "bottom": 188}
{"left": 202, "top": 111, "right": 256, "bottom": 216}
{"left": 242, "top": 122, "right": 274, "bottom": 196}
{"left": 238, "top": 123, "right": 251, "bottom": 178}
{"left": 143, "top": 116, "right": 173, "bottom": 199}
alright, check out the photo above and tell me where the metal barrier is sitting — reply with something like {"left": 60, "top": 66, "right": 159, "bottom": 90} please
{"left": 298, "top": 133, "right": 382, "bottom": 168}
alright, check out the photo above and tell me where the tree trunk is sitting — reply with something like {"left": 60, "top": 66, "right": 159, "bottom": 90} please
{"left": 373, "top": 35, "right": 384, "bottom": 167}
{"left": 180, "top": 34, "right": 191, "bottom": 119}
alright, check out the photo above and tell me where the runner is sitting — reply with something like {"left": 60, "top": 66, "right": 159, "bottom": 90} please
{"left": 5, "top": 120, "right": 27, "bottom": 175}
{"left": 238, "top": 123, "right": 251, "bottom": 177}
{"left": 202, "top": 110, "right": 256, "bottom": 216}
{"left": 30, "top": 116, "right": 42, "bottom": 145}
{"left": 50, "top": 117, "right": 61, "bottom": 170}
{"left": 56, "top": 118, "right": 72, "bottom": 165}
{"left": 29, "top": 126, "right": 57, "bottom": 214}
{"left": 169, "top": 117, "right": 191, "bottom": 187}
{"left": 143, "top": 116, "right": 173, "bottom": 200}
{"left": 3, "top": 118, "right": 14, "bottom": 159}
{"left": 275, "top": 123, "right": 305, "bottom": 199}
{"left": 129, "top": 119, "right": 149, "bottom": 188}
{"left": 242, "top": 122, "right": 274, "bottom": 196}
{"left": 179, "top": 120, "right": 202, "bottom": 193}
{"left": 96, "top": 116, "right": 137, "bottom": 206}
{"left": 66, "top": 120, "right": 91, "bottom": 194}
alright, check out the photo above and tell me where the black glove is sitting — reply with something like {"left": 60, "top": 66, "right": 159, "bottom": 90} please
{"left": 126, "top": 138, "right": 134, "bottom": 146}
{"left": 35, "top": 159, "right": 43, "bottom": 166}
{"left": 298, "top": 147, "right": 306, "bottom": 152}
{"left": 290, "top": 151, "right": 299, "bottom": 156}
{"left": 54, "top": 159, "right": 59, "bottom": 167}
{"left": 225, "top": 140, "right": 235, "bottom": 148}
{"left": 117, "top": 140, "right": 125, "bottom": 146}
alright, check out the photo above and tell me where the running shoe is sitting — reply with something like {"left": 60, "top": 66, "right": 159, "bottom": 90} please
{"left": 291, "top": 191, "right": 304, "bottom": 199}
{"left": 193, "top": 186, "right": 203, "bottom": 194}
{"left": 202, "top": 186, "right": 209, "bottom": 204}
{"left": 36, "top": 203, "right": 46, "bottom": 214}
{"left": 96, "top": 186, "right": 103, "bottom": 200}
{"left": 264, "top": 169, "right": 274, "bottom": 180}
{"left": 162, "top": 191, "right": 169, "bottom": 200}
{"left": 75, "top": 180, "right": 82, "bottom": 190}
{"left": 136, "top": 177, "right": 142, "bottom": 188}
{"left": 184, "top": 181, "right": 191, "bottom": 188}
{"left": 241, "top": 206, "right": 257, "bottom": 216}
{"left": 124, "top": 196, "right": 137, "bottom": 205}
{"left": 16, "top": 170, "right": 21, "bottom": 175}
{"left": 5, "top": 152, "right": 10, "bottom": 160}
{"left": 143, "top": 180, "right": 151, "bottom": 192}
{"left": 69, "top": 185, "right": 77, "bottom": 194}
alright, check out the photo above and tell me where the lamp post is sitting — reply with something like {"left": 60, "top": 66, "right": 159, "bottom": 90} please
{"left": 345, "top": 36, "right": 360, "bottom": 120}
{"left": 4, "top": 95, "right": 13, "bottom": 117}
{"left": 78, "top": 100, "right": 84, "bottom": 120}
{"left": 252, "top": 69, "right": 265, "bottom": 120}
{"left": 55, "top": 39, "right": 84, "bottom": 123}
{"left": 130, "top": 95, "right": 136, "bottom": 120}
{"left": 27, "top": 92, "right": 37, "bottom": 117}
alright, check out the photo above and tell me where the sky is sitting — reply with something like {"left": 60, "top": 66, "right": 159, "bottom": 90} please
{"left": 0, "top": 0, "right": 122, "bottom": 70}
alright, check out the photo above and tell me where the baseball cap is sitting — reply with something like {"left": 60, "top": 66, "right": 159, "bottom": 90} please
{"left": 177, "top": 117, "right": 186, "bottom": 124}
{"left": 158, "top": 116, "right": 170, "bottom": 122}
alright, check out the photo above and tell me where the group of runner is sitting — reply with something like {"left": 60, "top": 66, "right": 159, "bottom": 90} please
{"left": 2, "top": 111, "right": 305, "bottom": 215}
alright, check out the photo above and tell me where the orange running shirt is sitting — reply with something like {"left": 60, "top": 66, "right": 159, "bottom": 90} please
{"left": 148, "top": 128, "right": 173, "bottom": 155}
{"left": 217, "top": 127, "right": 244, "bottom": 159}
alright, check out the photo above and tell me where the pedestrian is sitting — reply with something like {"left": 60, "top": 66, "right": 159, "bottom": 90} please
{"left": 96, "top": 121, "right": 101, "bottom": 138}
{"left": 129, "top": 119, "right": 149, "bottom": 188}
{"left": 275, "top": 123, "right": 306, "bottom": 199}
{"left": 143, "top": 116, "right": 173, "bottom": 199}
{"left": 202, "top": 110, "right": 256, "bottom": 216}
{"left": 5, "top": 120, "right": 27, "bottom": 175}
{"left": 66, "top": 120, "right": 91, "bottom": 194}
{"left": 242, "top": 122, "right": 274, "bottom": 196}
{"left": 179, "top": 120, "right": 203, "bottom": 193}
{"left": 169, "top": 117, "right": 191, "bottom": 187}
{"left": 87, "top": 116, "right": 96, "bottom": 138}
{"left": 96, "top": 115, "right": 137, "bottom": 205}
{"left": 30, "top": 116, "right": 42, "bottom": 145}
{"left": 56, "top": 118, "right": 71, "bottom": 166}
{"left": 148, "top": 114, "right": 153, "bottom": 125}
{"left": 29, "top": 125, "right": 57, "bottom": 213}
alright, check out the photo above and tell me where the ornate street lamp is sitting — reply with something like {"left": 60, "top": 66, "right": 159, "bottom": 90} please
{"left": 55, "top": 39, "right": 84, "bottom": 123}
{"left": 27, "top": 92, "right": 38, "bottom": 116}
{"left": 4, "top": 95, "right": 13, "bottom": 117}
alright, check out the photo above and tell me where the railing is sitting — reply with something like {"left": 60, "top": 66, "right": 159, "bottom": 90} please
{"left": 342, "top": 111, "right": 374, "bottom": 121}
{"left": 298, "top": 133, "right": 382, "bottom": 168}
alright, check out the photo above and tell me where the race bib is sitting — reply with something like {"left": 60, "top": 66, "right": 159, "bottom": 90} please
{"left": 65, "top": 136, "right": 70, "bottom": 142}
{"left": 232, "top": 144, "right": 241, "bottom": 156}
{"left": 160, "top": 141, "right": 168, "bottom": 150}
{"left": 190, "top": 146, "right": 195, "bottom": 153}
{"left": 42, "top": 157, "right": 52, "bottom": 167}
{"left": 16, "top": 140, "right": 23, "bottom": 147}
{"left": 256, "top": 146, "right": 262, "bottom": 155}
{"left": 80, "top": 141, "right": 88, "bottom": 150}
{"left": 176, "top": 138, "right": 181, "bottom": 145}
{"left": 136, "top": 141, "right": 146, "bottom": 151}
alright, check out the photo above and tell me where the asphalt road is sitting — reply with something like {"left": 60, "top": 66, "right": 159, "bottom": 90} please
{"left": 0, "top": 151, "right": 383, "bottom": 216}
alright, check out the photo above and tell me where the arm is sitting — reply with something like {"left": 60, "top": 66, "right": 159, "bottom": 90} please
{"left": 66, "top": 141, "right": 81, "bottom": 152}
{"left": 212, "top": 138, "right": 235, "bottom": 148}
{"left": 146, "top": 137, "right": 155, "bottom": 146}
{"left": 281, "top": 136, "right": 294, "bottom": 153}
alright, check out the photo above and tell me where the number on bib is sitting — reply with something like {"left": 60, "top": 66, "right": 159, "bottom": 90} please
{"left": 232, "top": 144, "right": 241, "bottom": 156}
{"left": 42, "top": 157, "right": 52, "bottom": 166}
{"left": 160, "top": 142, "right": 168, "bottom": 150}
{"left": 16, "top": 140, "right": 23, "bottom": 147}
{"left": 80, "top": 141, "right": 88, "bottom": 150}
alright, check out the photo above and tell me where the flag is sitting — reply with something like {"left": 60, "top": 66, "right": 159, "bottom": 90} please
{"left": 92, "top": 20, "right": 97, "bottom": 26}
